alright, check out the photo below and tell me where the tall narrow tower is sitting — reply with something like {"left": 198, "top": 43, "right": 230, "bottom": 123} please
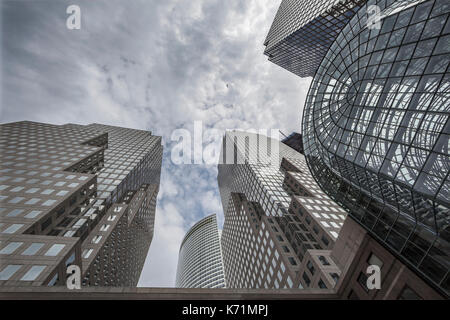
{"left": 176, "top": 214, "right": 226, "bottom": 288}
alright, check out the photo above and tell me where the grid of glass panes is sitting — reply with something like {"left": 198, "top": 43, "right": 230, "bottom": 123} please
{"left": 302, "top": 0, "right": 449, "bottom": 295}
{"left": 264, "top": 0, "right": 366, "bottom": 77}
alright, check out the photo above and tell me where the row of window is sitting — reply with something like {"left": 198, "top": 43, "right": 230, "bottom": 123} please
{"left": 0, "top": 242, "right": 65, "bottom": 256}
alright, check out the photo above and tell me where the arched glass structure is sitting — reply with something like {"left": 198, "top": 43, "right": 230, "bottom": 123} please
{"left": 302, "top": 0, "right": 449, "bottom": 295}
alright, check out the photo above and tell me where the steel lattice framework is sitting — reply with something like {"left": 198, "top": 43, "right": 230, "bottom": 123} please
{"left": 302, "top": 0, "right": 449, "bottom": 295}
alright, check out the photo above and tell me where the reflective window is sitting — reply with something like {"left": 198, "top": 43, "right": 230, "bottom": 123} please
{"left": 44, "top": 244, "right": 65, "bottom": 256}
{"left": 20, "top": 265, "right": 46, "bottom": 281}
{"left": 22, "top": 243, "right": 45, "bottom": 256}
{"left": 0, "top": 242, "right": 23, "bottom": 254}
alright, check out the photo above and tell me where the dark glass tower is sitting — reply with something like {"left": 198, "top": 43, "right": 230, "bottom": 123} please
{"left": 0, "top": 121, "right": 162, "bottom": 287}
{"left": 264, "top": 0, "right": 367, "bottom": 77}
{"left": 302, "top": 0, "right": 449, "bottom": 296}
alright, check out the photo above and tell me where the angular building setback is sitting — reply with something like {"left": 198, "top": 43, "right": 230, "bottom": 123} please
{"left": 264, "top": 0, "right": 367, "bottom": 77}
{"left": 0, "top": 121, "right": 162, "bottom": 287}
{"left": 218, "top": 131, "right": 444, "bottom": 299}
{"left": 176, "top": 214, "right": 226, "bottom": 289}
{"left": 281, "top": 132, "right": 304, "bottom": 154}
{"left": 302, "top": 0, "right": 449, "bottom": 296}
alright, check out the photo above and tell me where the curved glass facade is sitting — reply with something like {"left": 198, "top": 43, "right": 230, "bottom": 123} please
{"left": 175, "top": 214, "right": 226, "bottom": 288}
{"left": 302, "top": 0, "right": 449, "bottom": 295}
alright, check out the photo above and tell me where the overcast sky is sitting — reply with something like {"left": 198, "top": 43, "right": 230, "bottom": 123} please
{"left": 0, "top": 0, "right": 311, "bottom": 287}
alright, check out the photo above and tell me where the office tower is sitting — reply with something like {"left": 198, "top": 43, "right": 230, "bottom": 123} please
{"left": 218, "top": 131, "right": 347, "bottom": 289}
{"left": 264, "top": 0, "right": 366, "bottom": 77}
{"left": 218, "top": 131, "right": 444, "bottom": 298}
{"left": 302, "top": 0, "right": 449, "bottom": 297}
{"left": 0, "top": 121, "right": 162, "bottom": 287}
{"left": 176, "top": 214, "right": 226, "bottom": 289}
{"left": 281, "top": 132, "right": 304, "bottom": 154}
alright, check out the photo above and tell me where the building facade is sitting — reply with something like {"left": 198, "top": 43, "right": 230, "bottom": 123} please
{"left": 281, "top": 132, "right": 304, "bottom": 154}
{"left": 218, "top": 131, "right": 348, "bottom": 289}
{"left": 264, "top": 0, "right": 367, "bottom": 77}
{"left": 0, "top": 121, "right": 162, "bottom": 287}
{"left": 218, "top": 131, "right": 445, "bottom": 298}
{"left": 176, "top": 214, "right": 226, "bottom": 289}
{"left": 302, "top": 0, "right": 449, "bottom": 297}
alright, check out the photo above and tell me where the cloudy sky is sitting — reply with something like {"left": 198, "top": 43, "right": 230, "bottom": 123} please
{"left": 0, "top": 0, "right": 311, "bottom": 287}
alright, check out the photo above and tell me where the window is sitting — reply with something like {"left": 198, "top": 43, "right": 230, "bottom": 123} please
{"left": 92, "top": 235, "right": 102, "bottom": 244}
{"left": 8, "top": 197, "right": 24, "bottom": 204}
{"left": 20, "top": 265, "right": 46, "bottom": 281}
{"left": 321, "top": 235, "right": 330, "bottom": 246}
{"left": 100, "top": 224, "right": 110, "bottom": 232}
{"left": 318, "top": 255, "right": 330, "bottom": 266}
{"left": 367, "top": 252, "right": 384, "bottom": 268}
{"left": 6, "top": 209, "right": 24, "bottom": 217}
{"left": 25, "top": 210, "right": 42, "bottom": 219}
{"left": 0, "top": 242, "right": 23, "bottom": 254}
{"left": 398, "top": 285, "right": 422, "bottom": 300}
{"left": 357, "top": 272, "right": 369, "bottom": 292}
{"left": 318, "top": 279, "right": 327, "bottom": 289}
{"left": 45, "top": 244, "right": 65, "bottom": 256}
{"left": 0, "top": 265, "right": 22, "bottom": 280}
{"left": 42, "top": 199, "right": 57, "bottom": 206}
{"left": 22, "top": 243, "right": 44, "bottom": 256}
{"left": 330, "top": 273, "right": 340, "bottom": 284}
{"left": 65, "top": 253, "right": 75, "bottom": 266}
{"left": 47, "top": 273, "right": 58, "bottom": 286}
{"left": 83, "top": 248, "right": 93, "bottom": 259}
{"left": 2, "top": 224, "right": 23, "bottom": 234}
{"left": 307, "top": 261, "right": 315, "bottom": 275}
{"left": 56, "top": 190, "right": 69, "bottom": 196}
{"left": 302, "top": 272, "right": 311, "bottom": 287}
{"left": 25, "top": 198, "right": 40, "bottom": 205}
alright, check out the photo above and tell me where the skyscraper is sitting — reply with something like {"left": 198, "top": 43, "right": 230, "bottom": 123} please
{"left": 176, "top": 214, "right": 226, "bottom": 289}
{"left": 218, "top": 131, "right": 348, "bottom": 289}
{"left": 0, "top": 121, "right": 162, "bottom": 287}
{"left": 218, "top": 131, "right": 444, "bottom": 298}
{"left": 264, "top": 0, "right": 366, "bottom": 77}
{"left": 302, "top": 0, "right": 449, "bottom": 296}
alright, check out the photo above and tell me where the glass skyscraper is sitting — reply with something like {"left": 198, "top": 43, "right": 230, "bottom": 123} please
{"left": 264, "top": 0, "right": 367, "bottom": 77}
{"left": 218, "top": 131, "right": 352, "bottom": 290}
{"left": 0, "top": 121, "right": 162, "bottom": 287}
{"left": 175, "top": 214, "right": 226, "bottom": 289}
{"left": 302, "top": 0, "right": 449, "bottom": 296}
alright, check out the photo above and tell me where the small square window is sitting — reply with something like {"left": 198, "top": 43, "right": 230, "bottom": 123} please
{"left": 25, "top": 211, "right": 42, "bottom": 219}
{"left": 367, "top": 253, "right": 384, "bottom": 268}
{"left": 20, "top": 265, "right": 46, "bottom": 281}
{"left": 0, "top": 242, "right": 23, "bottom": 254}
{"left": 42, "top": 200, "right": 57, "bottom": 206}
{"left": 22, "top": 243, "right": 45, "bottom": 256}
{"left": 0, "top": 265, "right": 22, "bottom": 280}
{"left": 2, "top": 224, "right": 23, "bottom": 234}
{"left": 45, "top": 244, "right": 65, "bottom": 256}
